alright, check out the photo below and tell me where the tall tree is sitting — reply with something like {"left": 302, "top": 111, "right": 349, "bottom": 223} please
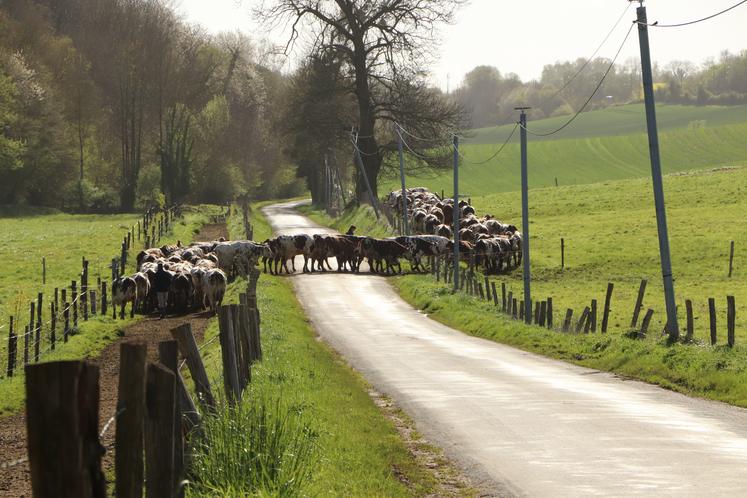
{"left": 259, "top": 0, "right": 467, "bottom": 201}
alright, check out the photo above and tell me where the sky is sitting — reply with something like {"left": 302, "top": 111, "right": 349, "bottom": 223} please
{"left": 176, "top": 0, "right": 747, "bottom": 90}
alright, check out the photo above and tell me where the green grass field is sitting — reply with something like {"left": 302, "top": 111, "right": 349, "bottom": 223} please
{"left": 0, "top": 207, "right": 213, "bottom": 414}
{"left": 383, "top": 104, "right": 747, "bottom": 196}
{"left": 184, "top": 203, "right": 460, "bottom": 496}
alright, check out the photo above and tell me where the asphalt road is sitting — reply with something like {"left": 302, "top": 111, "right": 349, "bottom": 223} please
{"left": 263, "top": 200, "right": 747, "bottom": 497}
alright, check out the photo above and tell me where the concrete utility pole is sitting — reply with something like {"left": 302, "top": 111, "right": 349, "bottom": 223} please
{"left": 516, "top": 107, "right": 532, "bottom": 323}
{"left": 395, "top": 124, "right": 409, "bottom": 235}
{"left": 452, "top": 135, "right": 460, "bottom": 292}
{"left": 635, "top": 1, "right": 680, "bottom": 338}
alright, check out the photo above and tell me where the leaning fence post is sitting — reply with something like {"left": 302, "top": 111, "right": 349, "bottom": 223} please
{"left": 491, "top": 282, "right": 499, "bottom": 307}
{"left": 25, "top": 361, "right": 105, "bottom": 498}
{"left": 631, "top": 279, "right": 647, "bottom": 328}
{"left": 727, "top": 296, "right": 736, "bottom": 348}
{"left": 563, "top": 309, "right": 573, "bottom": 332}
{"left": 116, "top": 342, "right": 147, "bottom": 498}
{"left": 171, "top": 324, "right": 215, "bottom": 411}
{"left": 577, "top": 307, "right": 590, "bottom": 333}
{"left": 640, "top": 309, "right": 655, "bottom": 336}
{"left": 145, "top": 362, "right": 176, "bottom": 498}
{"left": 501, "top": 282, "right": 507, "bottom": 311}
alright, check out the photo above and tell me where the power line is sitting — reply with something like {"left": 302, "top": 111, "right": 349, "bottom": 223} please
{"left": 520, "top": 22, "right": 635, "bottom": 138}
{"left": 458, "top": 123, "right": 519, "bottom": 165}
{"left": 635, "top": 0, "right": 747, "bottom": 28}
{"left": 545, "top": 2, "right": 632, "bottom": 103}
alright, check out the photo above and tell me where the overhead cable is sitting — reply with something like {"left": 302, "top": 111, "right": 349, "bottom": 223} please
{"left": 520, "top": 23, "right": 635, "bottom": 138}
{"left": 635, "top": 0, "right": 747, "bottom": 28}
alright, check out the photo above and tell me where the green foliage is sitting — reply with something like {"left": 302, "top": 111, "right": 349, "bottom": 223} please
{"left": 188, "top": 398, "right": 316, "bottom": 497}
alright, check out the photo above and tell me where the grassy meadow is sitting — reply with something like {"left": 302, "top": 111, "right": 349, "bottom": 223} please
{"left": 183, "top": 203, "right": 459, "bottom": 497}
{"left": 0, "top": 207, "right": 214, "bottom": 414}
{"left": 383, "top": 104, "right": 747, "bottom": 196}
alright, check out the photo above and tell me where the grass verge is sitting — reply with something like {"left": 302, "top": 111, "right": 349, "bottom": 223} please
{"left": 185, "top": 202, "right": 448, "bottom": 497}
{"left": 392, "top": 275, "right": 747, "bottom": 408}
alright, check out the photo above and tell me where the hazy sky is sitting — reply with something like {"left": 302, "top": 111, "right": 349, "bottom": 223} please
{"left": 177, "top": 0, "right": 747, "bottom": 90}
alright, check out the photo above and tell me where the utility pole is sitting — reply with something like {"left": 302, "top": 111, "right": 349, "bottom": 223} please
{"left": 452, "top": 135, "right": 460, "bottom": 292}
{"left": 395, "top": 124, "right": 409, "bottom": 235}
{"left": 635, "top": 1, "right": 680, "bottom": 338}
{"left": 352, "top": 130, "right": 380, "bottom": 219}
{"left": 516, "top": 107, "right": 532, "bottom": 324}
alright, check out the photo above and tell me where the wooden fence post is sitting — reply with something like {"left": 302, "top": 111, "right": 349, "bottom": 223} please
{"left": 561, "top": 238, "right": 565, "bottom": 270}
{"left": 685, "top": 299, "right": 694, "bottom": 342}
{"left": 709, "top": 298, "right": 717, "bottom": 345}
{"left": 631, "top": 279, "right": 647, "bottom": 328}
{"left": 82, "top": 259, "right": 89, "bottom": 321}
{"left": 42, "top": 257, "right": 46, "bottom": 284}
{"left": 90, "top": 289, "right": 97, "bottom": 315}
{"left": 26, "top": 361, "right": 105, "bottom": 498}
{"left": 491, "top": 282, "right": 499, "bottom": 307}
{"left": 217, "top": 306, "right": 241, "bottom": 404}
{"left": 534, "top": 301, "right": 540, "bottom": 325}
{"left": 484, "top": 277, "right": 490, "bottom": 302}
{"left": 116, "top": 343, "right": 147, "bottom": 498}
{"left": 590, "top": 299, "right": 598, "bottom": 333}
{"left": 640, "top": 309, "right": 655, "bottom": 336}
{"left": 145, "top": 362, "right": 176, "bottom": 498}
{"left": 507, "top": 291, "right": 513, "bottom": 316}
{"left": 171, "top": 324, "right": 215, "bottom": 411}
{"left": 539, "top": 301, "right": 547, "bottom": 327}
{"left": 158, "top": 340, "right": 192, "bottom": 498}
{"left": 50, "top": 303, "right": 56, "bottom": 351}
{"left": 71, "top": 281, "right": 78, "bottom": 327}
{"left": 501, "top": 283, "right": 507, "bottom": 311}
{"left": 232, "top": 304, "right": 250, "bottom": 392}
{"left": 728, "top": 240, "right": 735, "bottom": 278}
{"left": 32, "top": 301, "right": 40, "bottom": 362}
{"left": 576, "top": 307, "right": 590, "bottom": 333}
{"left": 101, "top": 281, "right": 108, "bottom": 316}
{"left": 24, "top": 325, "right": 29, "bottom": 365}
{"left": 727, "top": 296, "right": 736, "bottom": 348}
{"left": 547, "top": 298, "right": 553, "bottom": 329}
{"left": 7, "top": 317, "right": 16, "bottom": 377}
{"left": 519, "top": 301, "right": 524, "bottom": 320}
{"left": 563, "top": 309, "right": 573, "bottom": 332}
{"left": 601, "top": 283, "right": 614, "bottom": 333}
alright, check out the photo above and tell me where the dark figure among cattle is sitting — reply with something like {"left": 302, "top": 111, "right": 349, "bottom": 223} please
{"left": 111, "top": 187, "right": 520, "bottom": 318}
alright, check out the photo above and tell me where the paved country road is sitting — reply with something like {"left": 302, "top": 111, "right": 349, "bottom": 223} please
{"left": 263, "top": 200, "right": 747, "bottom": 497}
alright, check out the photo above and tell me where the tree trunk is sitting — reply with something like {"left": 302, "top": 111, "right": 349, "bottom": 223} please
{"left": 352, "top": 48, "right": 381, "bottom": 204}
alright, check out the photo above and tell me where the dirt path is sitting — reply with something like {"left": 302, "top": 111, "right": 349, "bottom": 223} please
{"left": 0, "top": 222, "right": 227, "bottom": 498}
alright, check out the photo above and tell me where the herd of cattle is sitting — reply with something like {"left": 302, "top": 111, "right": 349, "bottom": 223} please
{"left": 109, "top": 188, "right": 521, "bottom": 317}
{"left": 385, "top": 187, "right": 523, "bottom": 274}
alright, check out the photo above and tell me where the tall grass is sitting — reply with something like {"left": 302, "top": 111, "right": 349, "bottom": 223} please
{"left": 188, "top": 396, "right": 317, "bottom": 497}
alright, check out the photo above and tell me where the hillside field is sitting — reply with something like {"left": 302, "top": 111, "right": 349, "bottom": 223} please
{"left": 383, "top": 104, "right": 747, "bottom": 196}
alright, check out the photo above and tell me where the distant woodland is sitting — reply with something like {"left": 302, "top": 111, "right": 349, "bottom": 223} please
{"left": 0, "top": 0, "right": 744, "bottom": 211}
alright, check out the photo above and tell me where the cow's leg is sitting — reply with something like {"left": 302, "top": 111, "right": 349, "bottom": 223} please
{"left": 130, "top": 300, "right": 135, "bottom": 318}
{"left": 120, "top": 302, "right": 125, "bottom": 320}
{"left": 112, "top": 301, "right": 117, "bottom": 320}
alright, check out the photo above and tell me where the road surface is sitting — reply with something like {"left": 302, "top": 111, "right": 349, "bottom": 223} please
{"left": 264, "top": 200, "right": 747, "bottom": 497}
